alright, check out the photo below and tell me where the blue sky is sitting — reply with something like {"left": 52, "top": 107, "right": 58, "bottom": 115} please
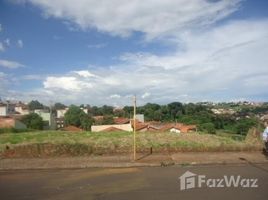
{"left": 0, "top": 0, "right": 268, "bottom": 106}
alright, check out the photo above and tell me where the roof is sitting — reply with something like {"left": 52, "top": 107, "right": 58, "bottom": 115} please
{"left": 102, "top": 126, "right": 125, "bottom": 132}
{"left": 130, "top": 119, "right": 149, "bottom": 131}
{"left": 114, "top": 117, "right": 130, "bottom": 124}
{"left": 61, "top": 125, "right": 83, "bottom": 132}
{"left": 160, "top": 123, "right": 196, "bottom": 133}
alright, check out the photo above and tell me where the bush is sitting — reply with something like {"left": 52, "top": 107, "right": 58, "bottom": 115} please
{"left": 64, "top": 105, "right": 93, "bottom": 130}
{"left": 0, "top": 128, "right": 29, "bottom": 134}
{"left": 21, "top": 113, "right": 44, "bottom": 130}
{"left": 199, "top": 123, "right": 216, "bottom": 134}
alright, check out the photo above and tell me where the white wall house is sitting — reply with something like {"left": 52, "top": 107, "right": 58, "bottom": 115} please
{"left": 91, "top": 124, "right": 133, "bottom": 132}
{"left": 56, "top": 108, "right": 69, "bottom": 118}
{"left": 0, "top": 103, "right": 15, "bottom": 116}
{"left": 15, "top": 105, "right": 30, "bottom": 115}
{"left": 0, "top": 105, "right": 7, "bottom": 116}
{"left": 34, "top": 109, "right": 56, "bottom": 130}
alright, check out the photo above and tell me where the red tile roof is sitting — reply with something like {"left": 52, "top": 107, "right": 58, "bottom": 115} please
{"left": 113, "top": 117, "right": 130, "bottom": 124}
{"left": 61, "top": 125, "right": 83, "bottom": 132}
{"left": 102, "top": 127, "right": 125, "bottom": 132}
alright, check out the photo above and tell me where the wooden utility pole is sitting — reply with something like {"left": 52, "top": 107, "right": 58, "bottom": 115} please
{"left": 133, "top": 95, "right": 137, "bottom": 161}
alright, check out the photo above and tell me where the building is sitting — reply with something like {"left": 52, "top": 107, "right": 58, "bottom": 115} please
{"left": 55, "top": 117, "right": 65, "bottom": 129}
{"left": 91, "top": 123, "right": 133, "bottom": 132}
{"left": 0, "top": 102, "right": 15, "bottom": 116}
{"left": 160, "top": 123, "right": 197, "bottom": 133}
{"left": 34, "top": 109, "right": 56, "bottom": 130}
{"left": 135, "top": 114, "right": 144, "bottom": 123}
{"left": 56, "top": 108, "right": 69, "bottom": 118}
{"left": 0, "top": 117, "right": 27, "bottom": 129}
{"left": 15, "top": 103, "right": 29, "bottom": 115}
{"left": 113, "top": 117, "right": 130, "bottom": 124}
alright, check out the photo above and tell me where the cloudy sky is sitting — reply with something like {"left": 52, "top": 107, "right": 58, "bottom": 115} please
{"left": 0, "top": 0, "right": 268, "bottom": 106}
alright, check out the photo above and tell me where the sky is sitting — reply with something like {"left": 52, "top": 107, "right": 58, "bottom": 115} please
{"left": 0, "top": 0, "right": 268, "bottom": 106}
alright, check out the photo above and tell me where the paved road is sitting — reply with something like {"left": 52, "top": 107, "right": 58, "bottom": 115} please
{"left": 0, "top": 163, "right": 268, "bottom": 200}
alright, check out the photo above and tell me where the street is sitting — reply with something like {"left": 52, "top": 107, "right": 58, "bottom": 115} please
{"left": 0, "top": 163, "right": 268, "bottom": 200}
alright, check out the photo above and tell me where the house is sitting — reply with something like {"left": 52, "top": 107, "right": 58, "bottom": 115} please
{"left": 91, "top": 123, "right": 133, "bottom": 132}
{"left": 0, "top": 102, "right": 15, "bottom": 116}
{"left": 130, "top": 119, "right": 151, "bottom": 132}
{"left": 0, "top": 117, "right": 27, "bottom": 129}
{"left": 113, "top": 117, "right": 130, "bottom": 124}
{"left": 34, "top": 109, "right": 56, "bottom": 130}
{"left": 102, "top": 126, "right": 125, "bottom": 132}
{"left": 55, "top": 117, "right": 65, "bottom": 129}
{"left": 15, "top": 103, "right": 29, "bottom": 115}
{"left": 135, "top": 114, "right": 144, "bottom": 123}
{"left": 0, "top": 103, "right": 7, "bottom": 116}
{"left": 56, "top": 108, "right": 69, "bottom": 118}
{"left": 160, "top": 123, "right": 197, "bottom": 133}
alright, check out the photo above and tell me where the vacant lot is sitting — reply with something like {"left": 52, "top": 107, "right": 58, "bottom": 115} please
{"left": 0, "top": 130, "right": 263, "bottom": 157}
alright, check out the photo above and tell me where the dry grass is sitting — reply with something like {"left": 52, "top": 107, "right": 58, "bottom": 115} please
{"left": 0, "top": 130, "right": 263, "bottom": 157}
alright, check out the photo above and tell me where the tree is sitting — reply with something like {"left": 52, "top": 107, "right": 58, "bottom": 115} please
{"left": 21, "top": 113, "right": 44, "bottom": 130}
{"left": 199, "top": 122, "right": 216, "bottom": 134}
{"left": 167, "top": 102, "right": 184, "bottom": 120}
{"left": 64, "top": 105, "right": 93, "bottom": 130}
{"left": 53, "top": 102, "right": 66, "bottom": 110}
{"left": 28, "top": 100, "right": 44, "bottom": 111}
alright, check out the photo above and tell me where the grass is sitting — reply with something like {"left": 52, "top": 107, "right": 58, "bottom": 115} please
{"left": 0, "top": 130, "right": 263, "bottom": 157}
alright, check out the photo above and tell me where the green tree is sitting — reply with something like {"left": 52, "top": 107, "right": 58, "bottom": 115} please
{"left": 21, "top": 113, "right": 44, "bottom": 130}
{"left": 53, "top": 102, "right": 66, "bottom": 110}
{"left": 199, "top": 122, "right": 216, "bottom": 134}
{"left": 64, "top": 105, "right": 93, "bottom": 130}
{"left": 28, "top": 100, "right": 44, "bottom": 111}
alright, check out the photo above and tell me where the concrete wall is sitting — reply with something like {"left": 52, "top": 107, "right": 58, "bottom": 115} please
{"left": 0, "top": 106, "right": 7, "bottom": 116}
{"left": 57, "top": 109, "right": 68, "bottom": 118}
{"left": 91, "top": 123, "right": 133, "bottom": 132}
{"left": 0, "top": 118, "right": 26, "bottom": 129}
{"left": 34, "top": 110, "right": 56, "bottom": 130}
{"left": 14, "top": 120, "right": 27, "bottom": 129}
{"left": 15, "top": 106, "right": 29, "bottom": 115}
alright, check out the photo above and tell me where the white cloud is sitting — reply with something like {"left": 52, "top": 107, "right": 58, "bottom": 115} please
{"left": 142, "top": 92, "right": 151, "bottom": 99}
{"left": 0, "top": 59, "right": 24, "bottom": 69}
{"left": 33, "top": 19, "right": 268, "bottom": 105}
{"left": 17, "top": 39, "right": 23, "bottom": 48}
{"left": 3, "top": 1, "right": 268, "bottom": 105}
{"left": 110, "top": 94, "right": 121, "bottom": 99}
{"left": 4, "top": 38, "right": 10, "bottom": 47}
{"left": 87, "top": 43, "right": 107, "bottom": 49}
{"left": 15, "top": 0, "right": 241, "bottom": 39}
{"left": 72, "top": 70, "right": 97, "bottom": 78}
{"left": 43, "top": 76, "right": 93, "bottom": 91}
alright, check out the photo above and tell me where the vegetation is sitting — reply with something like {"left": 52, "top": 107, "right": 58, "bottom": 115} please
{"left": 28, "top": 100, "right": 45, "bottom": 111}
{"left": 21, "top": 113, "right": 44, "bottom": 130}
{"left": 64, "top": 105, "right": 93, "bottom": 130}
{"left": 22, "top": 100, "right": 267, "bottom": 134}
{"left": 0, "top": 130, "right": 262, "bottom": 157}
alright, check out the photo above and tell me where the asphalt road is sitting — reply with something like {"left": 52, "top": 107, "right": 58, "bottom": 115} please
{"left": 0, "top": 163, "right": 268, "bottom": 200}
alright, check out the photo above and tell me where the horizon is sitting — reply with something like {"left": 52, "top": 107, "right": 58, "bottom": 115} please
{"left": 1, "top": 0, "right": 268, "bottom": 106}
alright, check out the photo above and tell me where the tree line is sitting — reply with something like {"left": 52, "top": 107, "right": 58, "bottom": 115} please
{"left": 19, "top": 100, "right": 264, "bottom": 135}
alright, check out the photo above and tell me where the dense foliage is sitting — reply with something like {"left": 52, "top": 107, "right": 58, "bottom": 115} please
{"left": 64, "top": 105, "right": 93, "bottom": 130}
{"left": 28, "top": 100, "right": 45, "bottom": 111}
{"left": 21, "top": 113, "right": 44, "bottom": 130}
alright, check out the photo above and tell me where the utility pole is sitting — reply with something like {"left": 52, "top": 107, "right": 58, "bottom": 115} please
{"left": 133, "top": 95, "right": 137, "bottom": 161}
